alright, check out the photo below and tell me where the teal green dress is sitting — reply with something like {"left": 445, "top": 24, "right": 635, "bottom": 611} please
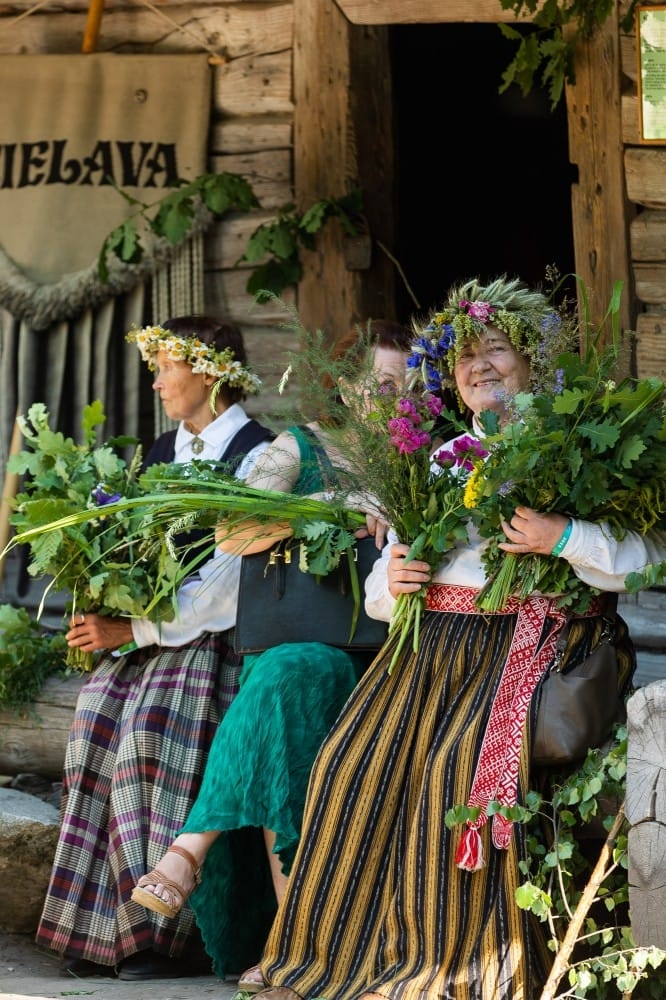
{"left": 183, "top": 426, "right": 370, "bottom": 977}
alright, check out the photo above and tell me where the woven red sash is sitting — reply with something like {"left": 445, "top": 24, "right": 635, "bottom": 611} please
{"left": 425, "top": 584, "right": 602, "bottom": 871}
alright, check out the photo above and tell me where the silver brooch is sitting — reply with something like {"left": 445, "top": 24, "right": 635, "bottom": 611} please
{"left": 191, "top": 436, "right": 205, "bottom": 455}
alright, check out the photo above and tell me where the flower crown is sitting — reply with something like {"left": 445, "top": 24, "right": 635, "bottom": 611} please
{"left": 407, "top": 276, "right": 573, "bottom": 397}
{"left": 126, "top": 324, "right": 262, "bottom": 395}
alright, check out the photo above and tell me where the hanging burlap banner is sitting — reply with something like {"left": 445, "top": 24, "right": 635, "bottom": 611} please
{"left": 0, "top": 53, "right": 210, "bottom": 285}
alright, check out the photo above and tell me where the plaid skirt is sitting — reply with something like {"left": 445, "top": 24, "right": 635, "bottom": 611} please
{"left": 35, "top": 630, "right": 240, "bottom": 967}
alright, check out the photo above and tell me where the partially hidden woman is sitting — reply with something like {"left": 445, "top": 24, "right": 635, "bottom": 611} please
{"left": 129, "top": 318, "right": 414, "bottom": 983}
{"left": 245, "top": 277, "right": 666, "bottom": 1000}
{"left": 35, "top": 316, "right": 275, "bottom": 981}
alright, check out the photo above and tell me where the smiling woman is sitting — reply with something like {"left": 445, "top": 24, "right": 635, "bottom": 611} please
{"left": 245, "top": 274, "right": 664, "bottom": 1000}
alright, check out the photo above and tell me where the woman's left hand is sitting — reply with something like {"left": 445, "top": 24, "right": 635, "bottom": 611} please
{"left": 499, "top": 506, "right": 570, "bottom": 555}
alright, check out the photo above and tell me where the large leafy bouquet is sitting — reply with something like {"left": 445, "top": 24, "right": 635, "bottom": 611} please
{"left": 464, "top": 284, "right": 666, "bottom": 612}
{"left": 5, "top": 401, "right": 181, "bottom": 670}
{"left": 3, "top": 417, "right": 372, "bottom": 659}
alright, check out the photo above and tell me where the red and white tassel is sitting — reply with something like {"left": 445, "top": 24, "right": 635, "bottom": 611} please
{"left": 455, "top": 825, "right": 485, "bottom": 872}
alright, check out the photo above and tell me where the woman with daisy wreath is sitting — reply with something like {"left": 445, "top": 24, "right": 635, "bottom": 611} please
{"left": 245, "top": 276, "right": 666, "bottom": 1000}
{"left": 36, "top": 315, "right": 275, "bottom": 982}
{"left": 127, "top": 317, "right": 414, "bottom": 984}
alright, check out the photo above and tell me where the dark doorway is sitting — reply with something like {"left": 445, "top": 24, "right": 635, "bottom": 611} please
{"left": 390, "top": 23, "right": 576, "bottom": 322}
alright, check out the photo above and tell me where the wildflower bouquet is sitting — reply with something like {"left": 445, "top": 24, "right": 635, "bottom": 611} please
{"left": 5, "top": 401, "right": 181, "bottom": 671}
{"left": 464, "top": 283, "right": 666, "bottom": 612}
{"left": 353, "top": 390, "right": 486, "bottom": 669}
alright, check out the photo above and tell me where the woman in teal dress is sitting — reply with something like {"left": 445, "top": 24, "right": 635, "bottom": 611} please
{"left": 130, "top": 319, "right": 414, "bottom": 980}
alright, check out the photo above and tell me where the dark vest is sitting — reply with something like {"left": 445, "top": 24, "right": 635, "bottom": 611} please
{"left": 143, "top": 418, "right": 275, "bottom": 473}
{"left": 143, "top": 417, "right": 276, "bottom": 569}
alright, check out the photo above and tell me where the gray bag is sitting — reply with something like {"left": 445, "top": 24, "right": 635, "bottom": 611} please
{"left": 532, "top": 615, "right": 625, "bottom": 767}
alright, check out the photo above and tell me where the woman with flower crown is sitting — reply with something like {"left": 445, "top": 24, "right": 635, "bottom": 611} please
{"left": 126, "top": 317, "right": 414, "bottom": 984}
{"left": 35, "top": 315, "right": 275, "bottom": 981}
{"left": 244, "top": 277, "right": 666, "bottom": 1000}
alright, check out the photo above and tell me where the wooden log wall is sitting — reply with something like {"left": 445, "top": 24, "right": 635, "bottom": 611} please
{"left": 0, "top": 0, "right": 300, "bottom": 424}
{"left": 0, "top": 674, "right": 84, "bottom": 779}
{"left": 620, "top": 0, "right": 666, "bottom": 380}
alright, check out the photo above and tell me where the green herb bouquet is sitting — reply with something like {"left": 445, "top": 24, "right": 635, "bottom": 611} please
{"left": 463, "top": 281, "right": 666, "bottom": 613}
{"left": 5, "top": 400, "right": 181, "bottom": 671}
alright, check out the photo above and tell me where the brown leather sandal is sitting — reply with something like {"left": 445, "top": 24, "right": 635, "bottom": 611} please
{"left": 130, "top": 845, "right": 202, "bottom": 918}
{"left": 254, "top": 989, "right": 303, "bottom": 1000}
{"left": 238, "top": 964, "right": 266, "bottom": 993}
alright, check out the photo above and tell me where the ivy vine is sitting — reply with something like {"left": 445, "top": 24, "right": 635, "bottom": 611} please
{"left": 98, "top": 173, "right": 363, "bottom": 300}
{"left": 497, "top": 0, "right": 639, "bottom": 109}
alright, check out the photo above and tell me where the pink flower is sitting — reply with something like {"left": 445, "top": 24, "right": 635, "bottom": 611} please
{"left": 388, "top": 417, "right": 431, "bottom": 454}
{"left": 424, "top": 392, "right": 444, "bottom": 418}
{"left": 396, "top": 398, "right": 421, "bottom": 423}
{"left": 459, "top": 299, "right": 496, "bottom": 323}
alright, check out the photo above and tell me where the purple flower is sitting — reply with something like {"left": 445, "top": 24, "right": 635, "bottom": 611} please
{"left": 434, "top": 435, "right": 488, "bottom": 473}
{"left": 92, "top": 484, "right": 122, "bottom": 506}
{"left": 537, "top": 310, "right": 563, "bottom": 358}
{"left": 554, "top": 368, "right": 565, "bottom": 394}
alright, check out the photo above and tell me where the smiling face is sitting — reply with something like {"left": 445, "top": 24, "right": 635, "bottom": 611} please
{"left": 454, "top": 326, "right": 531, "bottom": 421}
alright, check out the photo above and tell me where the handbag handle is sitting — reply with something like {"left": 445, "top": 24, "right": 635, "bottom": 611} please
{"left": 550, "top": 607, "right": 617, "bottom": 674}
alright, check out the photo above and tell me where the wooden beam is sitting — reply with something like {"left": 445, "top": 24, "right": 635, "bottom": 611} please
{"left": 565, "top": 11, "right": 634, "bottom": 355}
{"left": 335, "top": 0, "right": 536, "bottom": 25}
{"left": 293, "top": 0, "right": 356, "bottom": 340}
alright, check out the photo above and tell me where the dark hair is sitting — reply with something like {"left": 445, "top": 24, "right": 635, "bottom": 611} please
{"left": 161, "top": 314, "right": 249, "bottom": 403}
{"left": 331, "top": 319, "right": 413, "bottom": 366}
{"left": 319, "top": 318, "right": 413, "bottom": 424}
{"left": 323, "top": 318, "right": 413, "bottom": 386}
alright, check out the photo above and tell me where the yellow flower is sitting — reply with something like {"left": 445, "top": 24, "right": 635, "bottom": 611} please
{"left": 463, "top": 464, "right": 483, "bottom": 509}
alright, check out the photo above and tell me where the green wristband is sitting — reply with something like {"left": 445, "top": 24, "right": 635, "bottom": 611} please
{"left": 551, "top": 519, "right": 572, "bottom": 557}
{"left": 116, "top": 640, "right": 138, "bottom": 654}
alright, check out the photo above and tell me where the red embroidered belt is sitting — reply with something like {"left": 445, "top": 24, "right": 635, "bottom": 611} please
{"left": 425, "top": 583, "right": 607, "bottom": 617}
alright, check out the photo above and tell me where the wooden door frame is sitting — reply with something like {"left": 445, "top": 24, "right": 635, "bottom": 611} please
{"left": 294, "top": 0, "right": 632, "bottom": 342}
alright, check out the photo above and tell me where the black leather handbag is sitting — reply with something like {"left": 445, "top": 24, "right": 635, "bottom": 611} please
{"left": 233, "top": 534, "right": 388, "bottom": 654}
{"left": 532, "top": 613, "right": 625, "bottom": 767}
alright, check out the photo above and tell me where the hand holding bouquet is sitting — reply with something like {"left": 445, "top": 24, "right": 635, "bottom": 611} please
{"left": 5, "top": 401, "right": 181, "bottom": 671}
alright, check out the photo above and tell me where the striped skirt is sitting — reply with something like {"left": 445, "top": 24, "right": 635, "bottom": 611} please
{"left": 35, "top": 630, "right": 241, "bottom": 967}
{"left": 260, "top": 608, "right": 635, "bottom": 1000}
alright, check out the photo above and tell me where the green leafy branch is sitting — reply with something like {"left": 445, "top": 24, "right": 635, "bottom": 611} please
{"left": 98, "top": 172, "right": 259, "bottom": 282}
{"left": 446, "top": 728, "right": 666, "bottom": 998}
{"left": 98, "top": 171, "right": 363, "bottom": 298}
{"left": 0, "top": 604, "right": 68, "bottom": 713}
{"left": 236, "top": 190, "right": 364, "bottom": 300}
{"left": 497, "top": 1, "right": 639, "bottom": 109}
